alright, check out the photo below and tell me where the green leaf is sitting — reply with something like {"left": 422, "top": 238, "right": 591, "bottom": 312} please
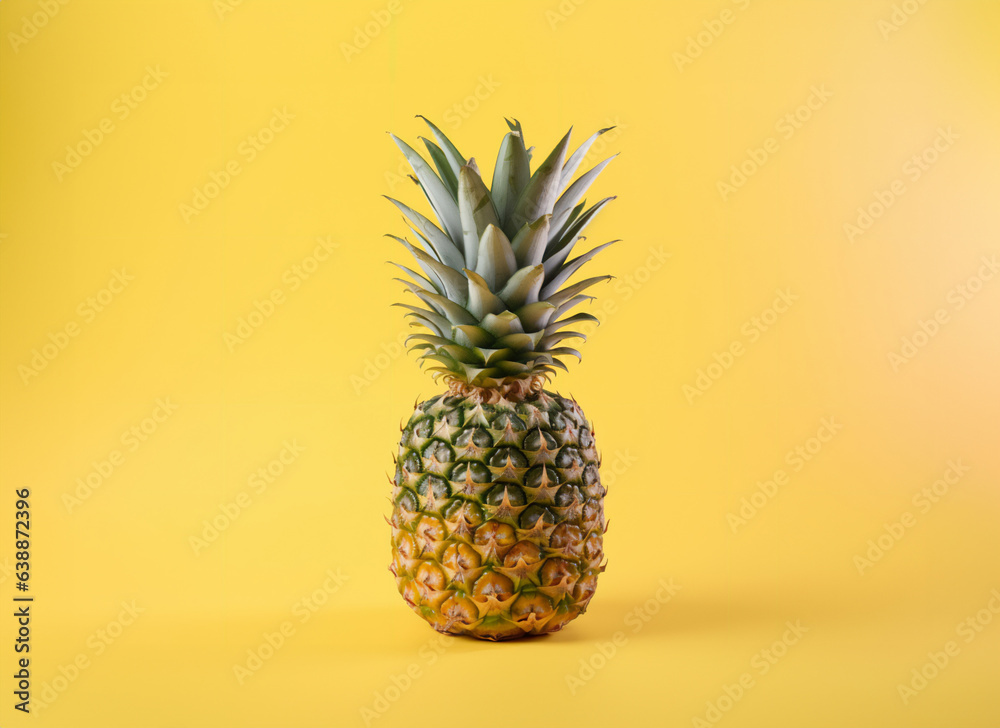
{"left": 458, "top": 165, "right": 501, "bottom": 268}
{"left": 406, "top": 334, "right": 453, "bottom": 348}
{"left": 453, "top": 325, "right": 495, "bottom": 347}
{"left": 540, "top": 240, "right": 618, "bottom": 299}
{"left": 414, "top": 289, "right": 477, "bottom": 325}
{"left": 540, "top": 331, "right": 587, "bottom": 347}
{"left": 392, "top": 303, "right": 451, "bottom": 336}
{"left": 551, "top": 156, "right": 617, "bottom": 234}
{"left": 545, "top": 276, "right": 612, "bottom": 309}
{"left": 553, "top": 294, "right": 595, "bottom": 319}
{"left": 545, "top": 197, "right": 616, "bottom": 275}
{"left": 546, "top": 346, "right": 582, "bottom": 361}
{"left": 387, "top": 235, "right": 469, "bottom": 305}
{"left": 384, "top": 196, "right": 465, "bottom": 270}
{"left": 389, "top": 262, "right": 436, "bottom": 293}
{"left": 439, "top": 343, "right": 480, "bottom": 364}
{"left": 550, "top": 200, "right": 586, "bottom": 244}
{"left": 416, "top": 116, "right": 467, "bottom": 179}
{"left": 561, "top": 126, "right": 615, "bottom": 187}
{"left": 393, "top": 277, "right": 430, "bottom": 297}
{"left": 497, "top": 265, "right": 545, "bottom": 309}
{"left": 515, "top": 301, "right": 557, "bottom": 330}
{"left": 496, "top": 331, "right": 545, "bottom": 351}
{"left": 545, "top": 312, "right": 600, "bottom": 333}
{"left": 420, "top": 138, "right": 458, "bottom": 198}
{"left": 464, "top": 269, "right": 507, "bottom": 319}
{"left": 389, "top": 134, "right": 462, "bottom": 243}
{"left": 492, "top": 130, "right": 531, "bottom": 236}
{"left": 474, "top": 224, "right": 517, "bottom": 290}
{"left": 496, "top": 360, "right": 530, "bottom": 375}
{"left": 457, "top": 362, "right": 491, "bottom": 384}
{"left": 474, "top": 347, "right": 514, "bottom": 366}
{"left": 481, "top": 311, "right": 524, "bottom": 338}
{"left": 509, "top": 128, "right": 573, "bottom": 232}
{"left": 509, "top": 215, "right": 551, "bottom": 267}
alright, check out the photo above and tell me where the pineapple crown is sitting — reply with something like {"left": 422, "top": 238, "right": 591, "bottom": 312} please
{"left": 387, "top": 117, "right": 618, "bottom": 391}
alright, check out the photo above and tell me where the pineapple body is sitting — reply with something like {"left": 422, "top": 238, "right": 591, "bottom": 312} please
{"left": 390, "top": 388, "right": 605, "bottom": 640}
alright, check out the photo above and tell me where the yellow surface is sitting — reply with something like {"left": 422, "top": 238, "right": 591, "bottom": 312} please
{"left": 1, "top": 1, "right": 999, "bottom": 726}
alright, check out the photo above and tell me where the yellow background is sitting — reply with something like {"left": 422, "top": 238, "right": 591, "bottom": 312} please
{"left": 1, "top": 1, "right": 999, "bottom": 726}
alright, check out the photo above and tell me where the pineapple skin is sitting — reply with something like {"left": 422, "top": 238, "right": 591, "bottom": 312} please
{"left": 390, "top": 389, "right": 606, "bottom": 640}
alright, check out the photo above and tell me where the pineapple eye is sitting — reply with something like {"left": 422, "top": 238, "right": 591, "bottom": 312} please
{"left": 422, "top": 440, "right": 454, "bottom": 463}
{"left": 556, "top": 396, "right": 576, "bottom": 412}
{"left": 540, "top": 558, "right": 579, "bottom": 586}
{"left": 582, "top": 463, "right": 600, "bottom": 486}
{"left": 488, "top": 447, "right": 529, "bottom": 468}
{"left": 401, "top": 450, "right": 422, "bottom": 474}
{"left": 394, "top": 488, "right": 419, "bottom": 513}
{"left": 442, "top": 498, "right": 484, "bottom": 525}
{"left": 412, "top": 417, "right": 434, "bottom": 438}
{"left": 555, "top": 484, "right": 583, "bottom": 507}
{"left": 524, "top": 465, "right": 563, "bottom": 489}
{"left": 455, "top": 427, "right": 493, "bottom": 449}
{"left": 519, "top": 505, "right": 555, "bottom": 529}
{"left": 548, "top": 412, "right": 567, "bottom": 431}
{"left": 421, "top": 395, "right": 442, "bottom": 412}
{"left": 578, "top": 428, "right": 595, "bottom": 448}
{"left": 450, "top": 461, "right": 492, "bottom": 484}
{"left": 417, "top": 475, "right": 451, "bottom": 500}
{"left": 503, "top": 541, "right": 542, "bottom": 566}
{"left": 555, "top": 446, "right": 584, "bottom": 469}
{"left": 523, "top": 428, "right": 557, "bottom": 451}
{"left": 444, "top": 409, "right": 464, "bottom": 426}
{"left": 490, "top": 412, "right": 526, "bottom": 431}
{"left": 485, "top": 484, "right": 526, "bottom": 506}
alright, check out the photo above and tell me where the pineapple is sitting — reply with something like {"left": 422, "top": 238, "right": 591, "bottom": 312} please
{"left": 386, "top": 117, "right": 618, "bottom": 640}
